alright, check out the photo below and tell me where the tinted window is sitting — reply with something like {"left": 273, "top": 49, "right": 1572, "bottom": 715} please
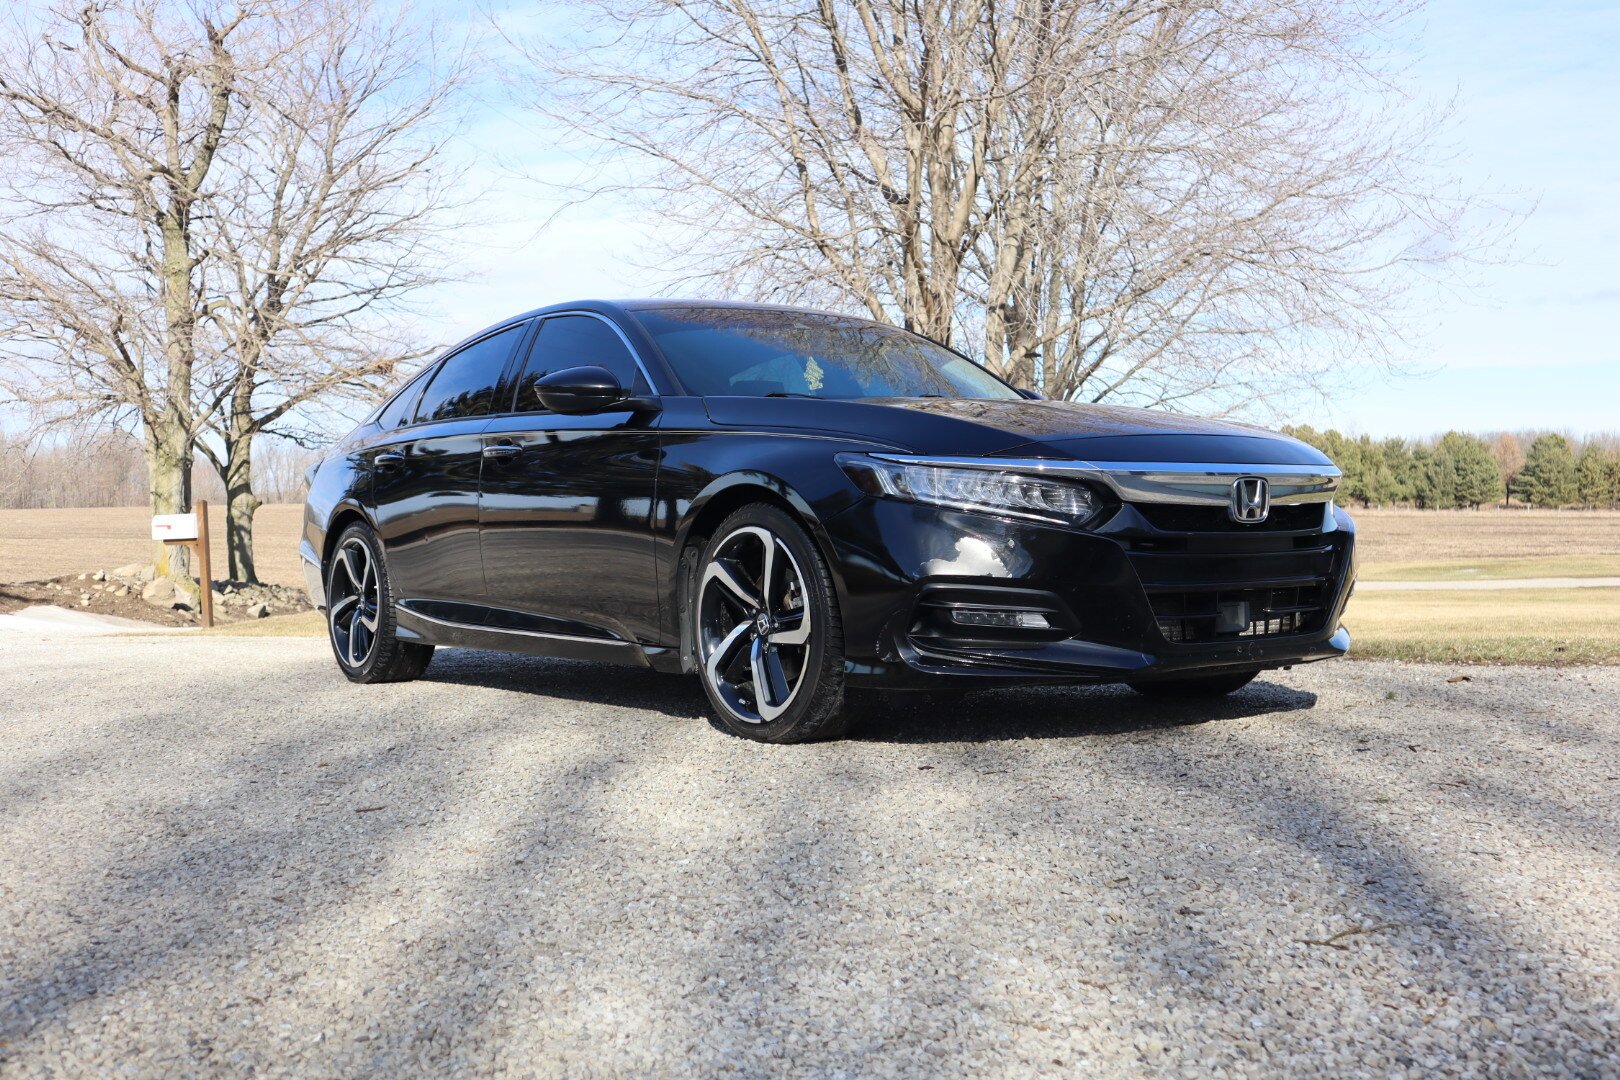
{"left": 634, "top": 307, "right": 1017, "bottom": 400}
{"left": 513, "top": 315, "right": 645, "bottom": 413}
{"left": 414, "top": 325, "right": 524, "bottom": 423}
{"left": 375, "top": 366, "right": 435, "bottom": 429}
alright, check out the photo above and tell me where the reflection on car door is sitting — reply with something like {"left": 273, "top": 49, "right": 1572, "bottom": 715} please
{"left": 371, "top": 322, "right": 528, "bottom": 607}
{"left": 478, "top": 313, "right": 663, "bottom": 644}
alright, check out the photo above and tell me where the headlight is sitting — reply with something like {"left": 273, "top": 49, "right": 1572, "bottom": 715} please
{"left": 838, "top": 454, "right": 1103, "bottom": 527}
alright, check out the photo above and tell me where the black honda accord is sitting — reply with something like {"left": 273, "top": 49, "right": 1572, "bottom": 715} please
{"left": 301, "top": 300, "right": 1354, "bottom": 742}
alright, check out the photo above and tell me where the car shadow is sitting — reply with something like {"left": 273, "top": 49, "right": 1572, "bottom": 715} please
{"left": 849, "top": 679, "right": 1318, "bottom": 743}
{"left": 419, "top": 650, "right": 1316, "bottom": 742}
{"left": 420, "top": 648, "right": 712, "bottom": 720}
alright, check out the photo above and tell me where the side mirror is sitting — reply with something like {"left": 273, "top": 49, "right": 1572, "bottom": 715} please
{"left": 535, "top": 366, "right": 631, "bottom": 415}
{"left": 1016, "top": 386, "right": 1044, "bottom": 400}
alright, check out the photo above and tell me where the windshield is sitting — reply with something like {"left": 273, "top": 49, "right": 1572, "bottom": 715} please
{"left": 633, "top": 307, "right": 1020, "bottom": 400}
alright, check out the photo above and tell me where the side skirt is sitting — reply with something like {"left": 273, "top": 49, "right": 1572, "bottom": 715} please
{"left": 394, "top": 601, "right": 684, "bottom": 671}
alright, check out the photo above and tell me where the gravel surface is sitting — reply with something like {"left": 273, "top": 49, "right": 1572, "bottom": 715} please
{"left": 1, "top": 637, "right": 1615, "bottom": 1078}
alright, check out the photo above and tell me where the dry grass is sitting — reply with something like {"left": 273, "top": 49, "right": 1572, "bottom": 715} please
{"left": 1348, "top": 507, "right": 1620, "bottom": 564}
{"left": 1344, "top": 588, "right": 1620, "bottom": 665}
{"left": 204, "top": 610, "right": 324, "bottom": 637}
{"left": 1361, "top": 554, "right": 1620, "bottom": 582}
{"left": 0, "top": 504, "right": 304, "bottom": 586}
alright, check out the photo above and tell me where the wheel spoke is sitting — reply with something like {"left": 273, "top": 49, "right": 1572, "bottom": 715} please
{"left": 347, "top": 607, "right": 366, "bottom": 665}
{"left": 750, "top": 639, "right": 792, "bottom": 719}
{"left": 705, "top": 621, "right": 751, "bottom": 687}
{"left": 341, "top": 545, "right": 365, "bottom": 594}
{"left": 359, "top": 608, "right": 379, "bottom": 632}
{"left": 330, "top": 593, "right": 359, "bottom": 619}
{"left": 758, "top": 535, "right": 778, "bottom": 610}
{"left": 703, "top": 560, "right": 761, "bottom": 611}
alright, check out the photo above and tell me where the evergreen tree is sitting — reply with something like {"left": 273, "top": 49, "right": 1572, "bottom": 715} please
{"left": 1576, "top": 445, "right": 1615, "bottom": 508}
{"left": 1408, "top": 444, "right": 1436, "bottom": 507}
{"left": 1380, "top": 438, "right": 1418, "bottom": 505}
{"left": 1515, "top": 434, "right": 1579, "bottom": 507}
{"left": 1433, "top": 431, "right": 1503, "bottom": 508}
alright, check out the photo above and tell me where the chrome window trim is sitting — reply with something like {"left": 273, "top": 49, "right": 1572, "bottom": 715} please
{"left": 868, "top": 455, "right": 1340, "bottom": 507}
{"left": 526, "top": 309, "right": 662, "bottom": 399}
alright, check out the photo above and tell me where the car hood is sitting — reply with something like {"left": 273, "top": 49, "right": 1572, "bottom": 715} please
{"left": 701, "top": 396, "right": 1331, "bottom": 466}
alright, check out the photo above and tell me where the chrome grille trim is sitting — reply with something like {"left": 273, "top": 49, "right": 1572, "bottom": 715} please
{"left": 868, "top": 455, "right": 1340, "bottom": 507}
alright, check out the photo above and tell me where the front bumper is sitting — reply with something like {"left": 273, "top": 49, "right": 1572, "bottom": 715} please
{"left": 825, "top": 495, "right": 1356, "bottom": 688}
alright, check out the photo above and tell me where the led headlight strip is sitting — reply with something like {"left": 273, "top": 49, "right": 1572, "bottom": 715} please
{"left": 837, "top": 454, "right": 1103, "bottom": 527}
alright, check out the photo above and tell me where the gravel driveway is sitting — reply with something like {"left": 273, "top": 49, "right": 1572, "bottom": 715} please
{"left": 1, "top": 636, "right": 1615, "bottom": 1078}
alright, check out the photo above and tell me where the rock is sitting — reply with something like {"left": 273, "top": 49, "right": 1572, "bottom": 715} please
{"left": 93, "top": 570, "right": 106, "bottom": 581}
{"left": 138, "top": 565, "right": 156, "bottom": 583}
{"left": 113, "top": 563, "right": 146, "bottom": 579}
{"left": 142, "top": 578, "right": 178, "bottom": 604}
{"left": 247, "top": 603, "right": 269, "bottom": 620}
{"left": 116, "top": 587, "right": 131, "bottom": 598}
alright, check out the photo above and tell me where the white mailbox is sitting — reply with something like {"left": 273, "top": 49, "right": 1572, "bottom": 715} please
{"left": 151, "top": 512, "right": 199, "bottom": 542}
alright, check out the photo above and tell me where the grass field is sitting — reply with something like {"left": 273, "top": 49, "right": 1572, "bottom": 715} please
{"left": 1344, "top": 588, "right": 1620, "bottom": 665}
{"left": 1360, "top": 554, "right": 1620, "bottom": 582}
{"left": 7, "top": 503, "right": 1618, "bottom": 664}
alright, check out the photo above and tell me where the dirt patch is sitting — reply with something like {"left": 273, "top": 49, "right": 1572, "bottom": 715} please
{"left": 0, "top": 504, "right": 304, "bottom": 587}
{"left": 0, "top": 567, "right": 312, "bottom": 628}
{"left": 1349, "top": 507, "right": 1620, "bottom": 563}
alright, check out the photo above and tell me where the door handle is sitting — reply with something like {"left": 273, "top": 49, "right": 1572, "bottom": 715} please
{"left": 482, "top": 442, "right": 522, "bottom": 460}
{"left": 374, "top": 452, "right": 405, "bottom": 469}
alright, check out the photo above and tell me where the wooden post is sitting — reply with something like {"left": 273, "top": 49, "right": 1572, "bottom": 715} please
{"left": 195, "top": 499, "right": 214, "bottom": 629}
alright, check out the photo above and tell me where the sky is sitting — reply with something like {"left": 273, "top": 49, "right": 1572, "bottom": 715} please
{"left": 418, "top": 0, "right": 1618, "bottom": 440}
{"left": 13, "top": 0, "right": 1610, "bottom": 441}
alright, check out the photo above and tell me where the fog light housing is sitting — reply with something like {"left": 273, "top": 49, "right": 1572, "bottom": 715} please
{"left": 950, "top": 609, "right": 1052, "bottom": 630}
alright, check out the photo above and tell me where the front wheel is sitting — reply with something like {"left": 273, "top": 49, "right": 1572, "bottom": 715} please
{"left": 692, "top": 504, "right": 852, "bottom": 743}
{"left": 325, "top": 522, "right": 433, "bottom": 684}
{"left": 1126, "top": 670, "right": 1258, "bottom": 698}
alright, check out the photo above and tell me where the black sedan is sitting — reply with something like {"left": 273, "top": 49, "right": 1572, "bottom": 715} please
{"left": 301, "top": 301, "right": 1354, "bottom": 742}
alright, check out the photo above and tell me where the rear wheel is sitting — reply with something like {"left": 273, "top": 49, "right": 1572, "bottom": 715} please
{"left": 692, "top": 504, "right": 852, "bottom": 742}
{"left": 1127, "top": 671, "right": 1258, "bottom": 698}
{"left": 326, "top": 522, "right": 433, "bottom": 684}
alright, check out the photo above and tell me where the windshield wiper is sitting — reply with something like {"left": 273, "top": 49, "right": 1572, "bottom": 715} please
{"left": 764, "top": 391, "right": 820, "bottom": 399}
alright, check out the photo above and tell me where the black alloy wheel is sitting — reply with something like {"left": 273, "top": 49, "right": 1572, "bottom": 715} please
{"left": 693, "top": 505, "right": 852, "bottom": 742}
{"left": 326, "top": 522, "right": 433, "bottom": 683}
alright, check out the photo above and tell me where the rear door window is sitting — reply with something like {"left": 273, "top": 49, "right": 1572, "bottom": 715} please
{"left": 375, "top": 366, "right": 436, "bottom": 430}
{"left": 413, "top": 324, "right": 526, "bottom": 424}
{"left": 513, "top": 315, "right": 646, "bottom": 413}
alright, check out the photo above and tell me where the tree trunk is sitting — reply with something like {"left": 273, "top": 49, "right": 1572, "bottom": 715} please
{"left": 145, "top": 418, "right": 193, "bottom": 587}
{"left": 224, "top": 431, "right": 261, "bottom": 584}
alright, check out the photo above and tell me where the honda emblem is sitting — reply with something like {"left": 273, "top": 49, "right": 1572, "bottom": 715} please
{"left": 1230, "top": 477, "right": 1270, "bottom": 523}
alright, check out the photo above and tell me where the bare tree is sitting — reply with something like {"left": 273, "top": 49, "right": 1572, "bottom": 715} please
{"left": 195, "top": 0, "right": 465, "bottom": 582}
{"left": 0, "top": 0, "right": 259, "bottom": 582}
{"left": 0, "top": 0, "right": 465, "bottom": 583}
{"left": 521, "top": 0, "right": 1485, "bottom": 414}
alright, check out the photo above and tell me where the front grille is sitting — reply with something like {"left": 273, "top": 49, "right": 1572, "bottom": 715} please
{"left": 1110, "top": 500, "right": 1345, "bottom": 645}
{"left": 1151, "top": 584, "right": 1325, "bottom": 643}
{"left": 1133, "top": 502, "right": 1325, "bottom": 533}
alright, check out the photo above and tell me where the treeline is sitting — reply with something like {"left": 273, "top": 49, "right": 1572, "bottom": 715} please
{"left": 0, "top": 431, "right": 317, "bottom": 511}
{"left": 1282, "top": 428, "right": 1620, "bottom": 509}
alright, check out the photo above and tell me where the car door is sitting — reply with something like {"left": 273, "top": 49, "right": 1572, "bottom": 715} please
{"left": 477, "top": 312, "right": 664, "bottom": 644}
{"left": 371, "top": 322, "right": 529, "bottom": 608}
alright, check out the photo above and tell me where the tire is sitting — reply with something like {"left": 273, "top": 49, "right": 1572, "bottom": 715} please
{"left": 325, "top": 522, "right": 433, "bottom": 684}
{"left": 691, "top": 504, "right": 853, "bottom": 743}
{"left": 1126, "top": 670, "right": 1258, "bottom": 698}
